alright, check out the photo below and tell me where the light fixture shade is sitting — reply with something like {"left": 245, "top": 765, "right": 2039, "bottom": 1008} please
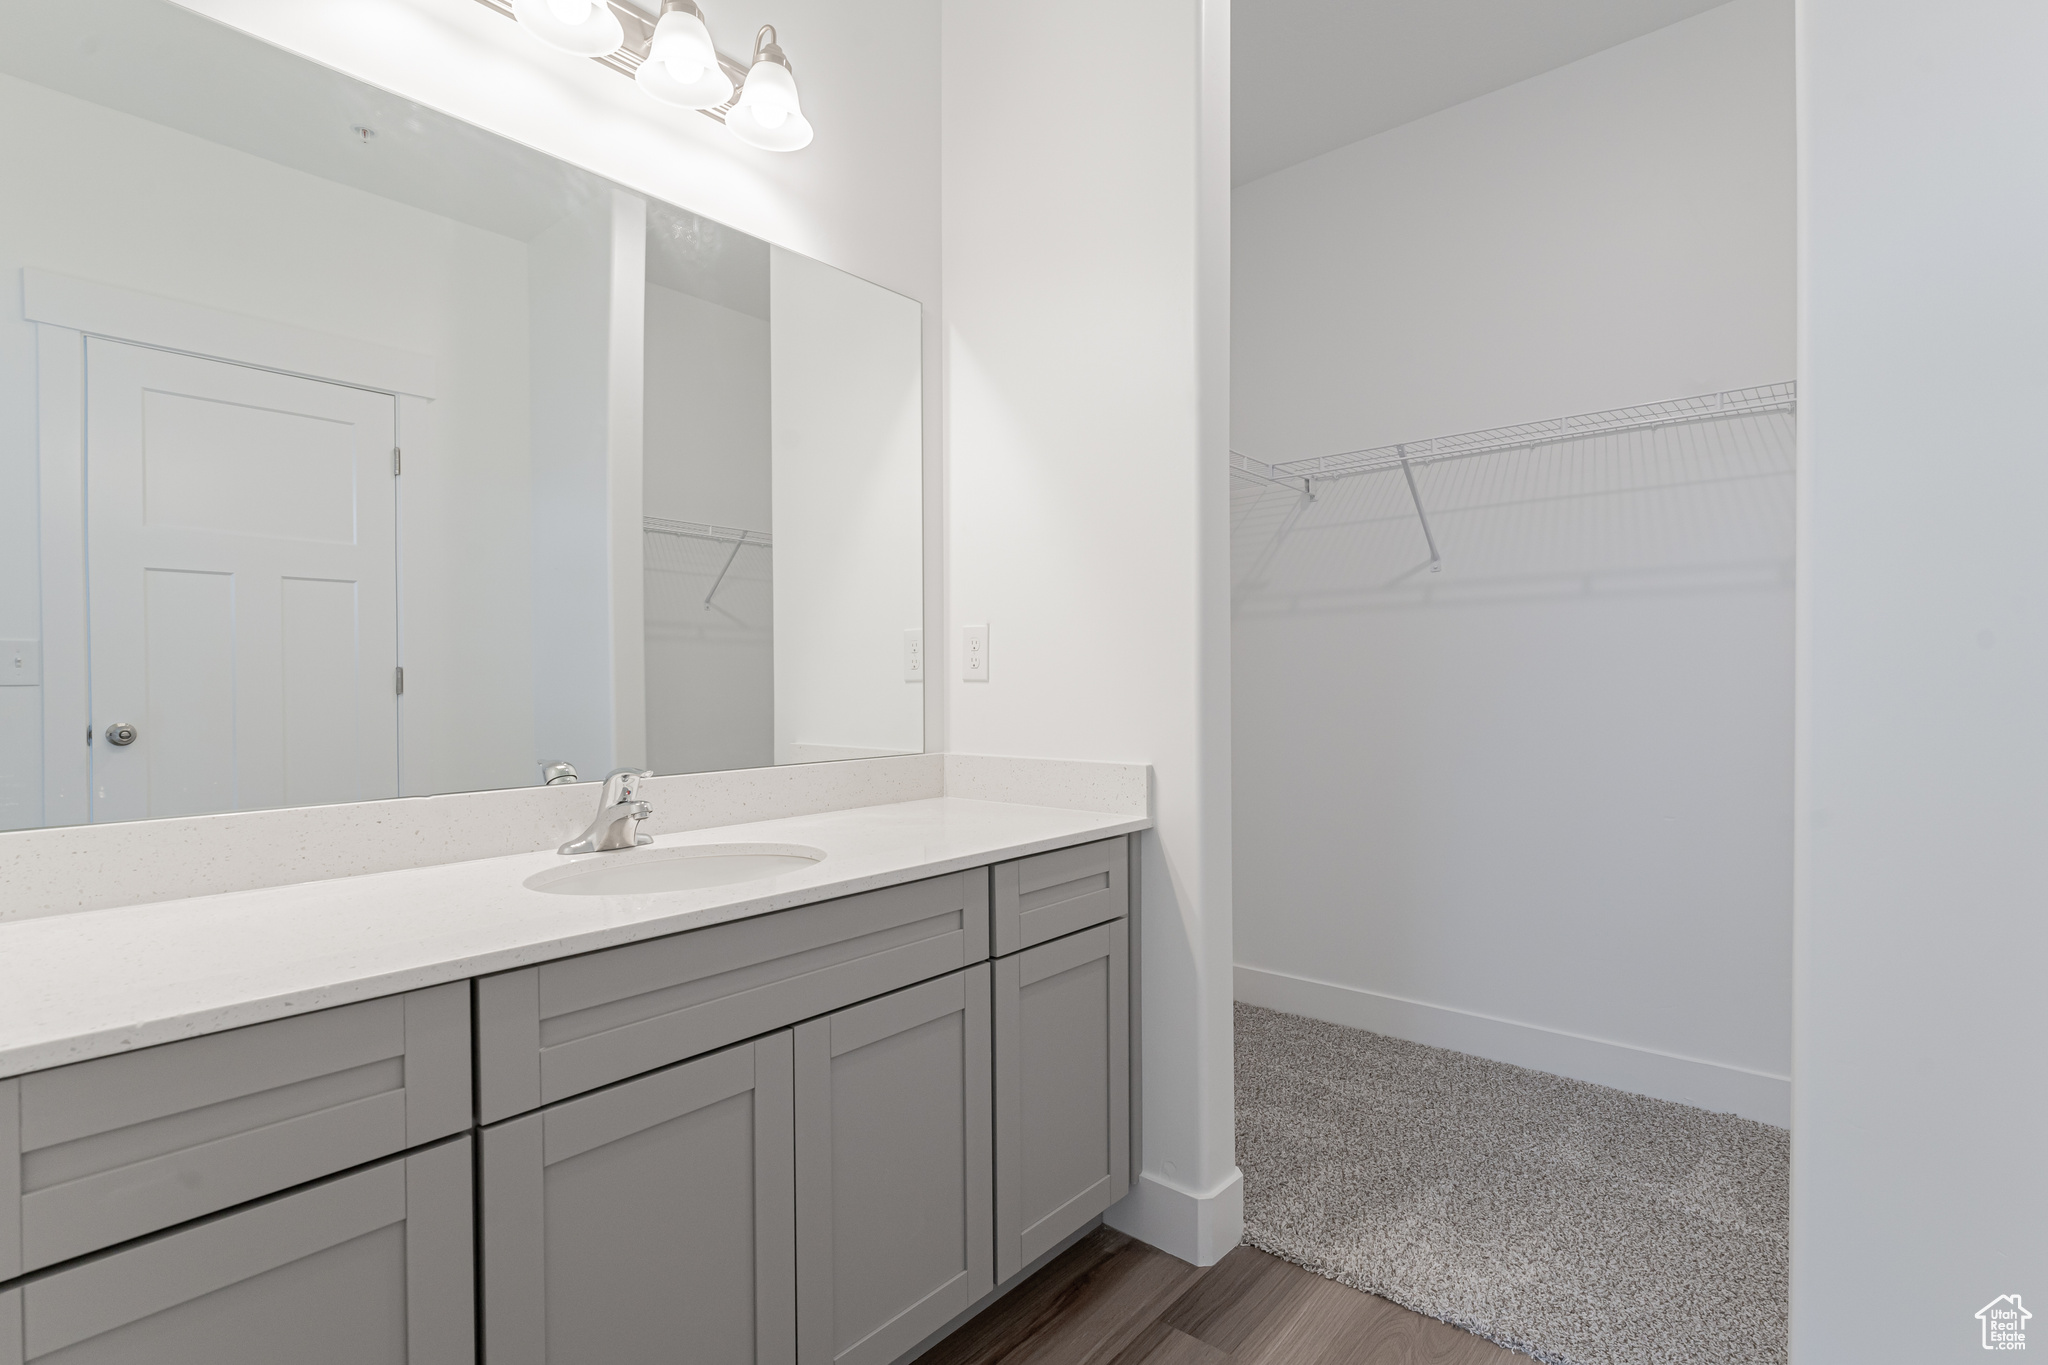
{"left": 511, "top": 0, "right": 624, "bottom": 57}
{"left": 636, "top": 1, "right": 732, "bottom": 109}
{"left": 728, "top": 97, "right": 813, "bottom": 151}
{"left": 636, "top": 54, "right": 732, "bottom": 108}
{"left": 729, "top": 46, "right": 812, "bottom": 151}
{"left": 649, "top": 4, "right": 716, "bottom": 73}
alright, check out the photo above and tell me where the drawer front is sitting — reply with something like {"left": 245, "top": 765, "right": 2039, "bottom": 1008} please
{"left": 8, "top": 1137, "right": 472, "bottom": 1365}
{"left": 476, "top": 870, "right": 991, "bottom": 1123}
{"left": 992, "top": 838, "right": 1129, "bottom": 956}
{"left": 0, "top": 982, "right": 471, "bottom": 1278}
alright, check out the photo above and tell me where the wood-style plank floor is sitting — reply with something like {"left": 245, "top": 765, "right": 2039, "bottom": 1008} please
{"left": 917, "top": 1227, "right": 1528, "bottom": 1365}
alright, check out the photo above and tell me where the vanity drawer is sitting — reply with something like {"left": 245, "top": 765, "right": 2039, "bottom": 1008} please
{"left": 476, "top": 869, "right": 991, "bottom": 1123}
{"left": 992, "top": 837, "right": 1129, "bottom": 956}
{"left": 0, "top": 982, "right": 471, "bottom": 1279}
{"left": 1, "top": 1137, "right": 472, "bottom": 1365}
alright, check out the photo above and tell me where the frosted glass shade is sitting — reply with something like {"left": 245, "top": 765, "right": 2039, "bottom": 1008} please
{"left": 511, "top": 0, "right": 624, "bottom": 57}
{"left": 729, "top": 59, "right": 812, "bottom": 150}
{"left": 649, "top": 6, "right": 717, "bottom": 74}
{"left": 636, "top": 53, "right": 734, "bottom": 109}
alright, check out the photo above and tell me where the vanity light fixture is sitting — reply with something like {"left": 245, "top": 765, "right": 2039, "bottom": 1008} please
{"left": 725, "top": 25, "right": 813, "bottom": 151}
{"left": 635, "top": 0, "right": 732, "bottom": 109}
{"left": 477, "top": 0, "right": 814, "bottom": 151}
{"left": 511, "top": 0, "right": 625, "bottom": 58}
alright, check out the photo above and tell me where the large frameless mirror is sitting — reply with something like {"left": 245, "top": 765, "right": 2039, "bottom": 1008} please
{"left": 0, "top": 0, "right": 924, "bottom": 831}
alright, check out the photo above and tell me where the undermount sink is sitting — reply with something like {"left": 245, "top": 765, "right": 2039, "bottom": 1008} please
{"left": 525, "top": 843, "right": 827, "bottom": 897}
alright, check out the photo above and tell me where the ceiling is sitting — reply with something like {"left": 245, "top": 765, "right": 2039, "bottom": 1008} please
{"left": 0, "top": 0, "right": 607, "bottom": 241}
{"left": 1232, "top": 0, "right": 1734, "bottom": 185}
{"left": 0, "top": 0, "right": 771, "bottom": 308}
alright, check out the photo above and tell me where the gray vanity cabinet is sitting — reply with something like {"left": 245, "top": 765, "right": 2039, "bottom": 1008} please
{"left": 991, "top": 919, "right": 1130, "bottom": 1282}
{"left": 476, "top": 871, "right": 989, "bottom": 1124}
{"left": 0, "top": 981, "right": 471, "bottom": 1280}
{"left": 795, "top": 965, "right": 994, "bottom": 1365}
{"left": 479, "top": 1032, "right": 797, "bottom": 1365}
{"left": 0, "top": 841, "right": 1133, "bottom": 1365}
{"left": 0, "top": 1137, "right": 473, "bottom": 1365}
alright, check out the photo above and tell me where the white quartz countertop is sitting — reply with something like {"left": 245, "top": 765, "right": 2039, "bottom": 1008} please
{"left": 0, "top": 796, "right": 1148, "bottom": 1080}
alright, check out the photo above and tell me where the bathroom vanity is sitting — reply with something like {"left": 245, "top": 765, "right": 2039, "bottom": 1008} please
{"left": 0, "top": 800, "right": 1141, "bottom": 1365}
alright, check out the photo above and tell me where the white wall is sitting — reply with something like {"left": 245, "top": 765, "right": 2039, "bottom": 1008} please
{"left": 643, "top": 286, "right": 770, "bottom": 531}
{"left": 643, "top": 283, "right": 773, "bottom": 774}
{"left": 1231, "top": 0, "right": 1797, "bottom": 1123}
{"left": 768, "top": 247, "right": 923, "bottom": 763}
{"left": 944, "top": 0, "right": 1239, "bottom": 1263}
{"left": 1795, "top": 0, "right": 2048, "bottom": 1355}
{"left": 0, "top": 71, "right": 535, "bottom": 826}
{"left": 171, "top": 0, "right": 948, "bottom": 751}
{"left": 529, "top": 189, "right": 646, "bottom": 782}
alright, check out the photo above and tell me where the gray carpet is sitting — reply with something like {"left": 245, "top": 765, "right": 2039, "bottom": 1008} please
{"left": 1235, "top": 1003, "right": 1788, "bottom": 1365}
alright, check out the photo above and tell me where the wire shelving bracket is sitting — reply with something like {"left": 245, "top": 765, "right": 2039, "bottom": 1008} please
{"left": 642, "top": 516, "right": 772, "bottom": 610}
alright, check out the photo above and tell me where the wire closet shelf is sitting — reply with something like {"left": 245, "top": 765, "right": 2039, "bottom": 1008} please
{"left": 643, "top": 515, "right": 773, "bottom": 548}
{"left": 1231, "top": 382, "right": 1797, "bottom": 493}
{"left": 1230, "top": 382, "right": 1796, "bottom": 575}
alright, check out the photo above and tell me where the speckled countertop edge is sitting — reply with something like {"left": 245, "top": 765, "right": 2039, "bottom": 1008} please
{"left": 0, "top": 796, "right": 1149, "bottom": 1079}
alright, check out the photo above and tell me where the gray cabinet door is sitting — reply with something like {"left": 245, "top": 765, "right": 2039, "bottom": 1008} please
{"left": 481, "top": 1032, "right": 796, "bottom": 1365}
{"left": 3, "top": 1137, "right": 472, "bottom": 1365}
{"left": 795, "top": 966, "right": 993, "bottom": 1365}
{"left": 992, "top": 920, "right": 1129, "bottom": 1282}
{"left": 477, "top": 871, "right": 989, "bottom": 1123}
{"left": 0, "top": 983, "right": 470, "bottom": 1278}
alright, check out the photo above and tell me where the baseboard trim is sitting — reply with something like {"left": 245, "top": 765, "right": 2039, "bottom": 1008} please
{"left": 1234, "top": 964, "right": 1790, "bottom": 1128}
{"left": 1104, "top": 1167, "right": 1244, "bottom": 1266}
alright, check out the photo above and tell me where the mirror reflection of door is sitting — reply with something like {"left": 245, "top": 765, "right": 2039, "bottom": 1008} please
{"left": 85, "top": 339, "right": 399, "bottom": 821}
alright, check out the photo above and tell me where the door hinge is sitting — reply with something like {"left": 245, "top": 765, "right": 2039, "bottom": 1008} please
{"left": 395, "top": 666, "right": 405, "bottom": 696}
{"left": 393, "top": 446, "right": 402, "bottom": 476}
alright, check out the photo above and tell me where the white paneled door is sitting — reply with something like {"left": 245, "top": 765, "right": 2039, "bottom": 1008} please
{"left": 86, "top": 339, "right": 399, "bottom": 821}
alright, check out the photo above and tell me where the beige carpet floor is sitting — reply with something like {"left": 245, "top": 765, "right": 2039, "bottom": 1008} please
{"left": 1235, "top": 1003, "right": 1789, "bottom": 1365}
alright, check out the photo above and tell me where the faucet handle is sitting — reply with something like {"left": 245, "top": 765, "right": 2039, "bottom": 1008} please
{"left": 600, "top": 767, "right": 655, "bottom": 804}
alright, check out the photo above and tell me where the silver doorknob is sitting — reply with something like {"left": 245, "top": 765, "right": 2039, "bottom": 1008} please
{"left": 105, "top": 723, "right": 137, "bottom": 746}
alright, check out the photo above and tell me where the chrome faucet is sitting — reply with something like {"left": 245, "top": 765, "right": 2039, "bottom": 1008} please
{"left": 559, "top": 768, "right": 655, "bottom": 855}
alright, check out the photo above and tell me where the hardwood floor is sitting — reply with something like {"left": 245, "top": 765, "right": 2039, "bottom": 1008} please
{"left": 916, "top": 1227, "right": 1528, "bottom": 1365}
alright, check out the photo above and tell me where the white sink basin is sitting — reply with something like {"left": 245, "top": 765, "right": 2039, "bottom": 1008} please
{"left": 525, "top": 843, "right": 826, "bottom": 897}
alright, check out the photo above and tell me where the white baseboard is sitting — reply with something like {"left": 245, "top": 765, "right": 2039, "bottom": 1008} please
{"left": 1234, "top": 964, "right": 1790, "bottom": 1128}
{"left": 1104, "top": 1167, "right": 1244, "bottom": 1266}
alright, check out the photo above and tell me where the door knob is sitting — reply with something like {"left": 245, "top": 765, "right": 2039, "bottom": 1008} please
{"left": 105, "top": 722, "right": 137, "bottom": 746}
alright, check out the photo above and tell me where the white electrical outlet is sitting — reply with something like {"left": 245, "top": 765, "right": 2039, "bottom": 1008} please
{"left": 962, "top": 625, "right": 989, "bottom": 682}
{"left": 0, "top": 640, "right": 39, "bottom": 687}
{"left": 903, "top": 629, "right": 924, "bottom": 682}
